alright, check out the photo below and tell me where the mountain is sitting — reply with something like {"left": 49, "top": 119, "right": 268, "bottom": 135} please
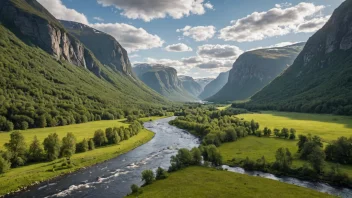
{"left": 235, "top": 0, "right": 352, "bottom": 116}
{"left": 195, "top": 78, "right": 214, "bottom": 90}
{"left": 208, "top": 43, "right": 305, "bottom": 102}
{"left": 133, "top": 64, "right": 197, "bottom": 102}
{"left": 0, "top": 0, "right": 168, "bottom": 131}
{"left": 179, "top": 75, "right": 203, "bottom": 98}
{"left": 199, "top": 71, "right": 229, "bottom": 100}
{"left": 60, "top": 20, "right": 135, "bottom": 78}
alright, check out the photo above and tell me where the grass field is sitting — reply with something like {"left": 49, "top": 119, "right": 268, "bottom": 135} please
{"left": 0, "top": 116, "right": 166, "bottom": 150}
{"left": 126, "top": 166, "right": 333, "bottom": 198}
{"left": 238, "top": 111, "right": 352, "bottom": 142}
{"left": 0, "top": 116, "right": 166, "bottom": 196}
{"left": 218, "top": 136, "right": 352, "bottom": 176}
{"left": 216, "top": 104, "right": 231, "bottom": 110}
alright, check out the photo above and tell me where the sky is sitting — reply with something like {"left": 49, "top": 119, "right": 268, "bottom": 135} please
{"left": 37, "top": 0, "right": 345, "bottom": 78}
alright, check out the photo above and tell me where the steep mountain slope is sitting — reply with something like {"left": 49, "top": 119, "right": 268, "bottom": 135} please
{"left": 208, "top": 43, "right": 305, "bottom": 102}
{"left": 60, "top": 20, "right": 135, "bottom": 78}
{"left": 199, "top": 71, "right": 229, "bottom": 100}
{"left": 235, "top": 0, "right": 352, "bottom": 116}
{"left": 195, "top": 78, "right": 214, "bottom": 90}
{"left": 179, "top": 76, "right": 202, "bottom": 98}
{"left": 133, "top": 64, "right": 197, "bottom": 102}
{"left": 0, "top": 0, "right": 168, "bottom": 131}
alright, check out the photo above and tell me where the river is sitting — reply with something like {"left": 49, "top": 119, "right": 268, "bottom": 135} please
{"left": 10, "top": 117, "right": 352, "bottom": 198}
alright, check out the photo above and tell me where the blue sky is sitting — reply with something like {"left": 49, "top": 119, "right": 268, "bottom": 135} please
{"left": 39, "top": 0, "right": 345, "bottom": 78}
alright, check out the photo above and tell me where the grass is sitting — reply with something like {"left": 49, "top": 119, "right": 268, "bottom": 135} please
{"left": 0, "top": 116, "right": 167, "bottom": 150}
{"left": 238, "top": 111, "right": 352, "bottom": 142}
{"left": 0, "top": 116, "right": 166, "bottom": 196}
{"left": 218, "top": 136, "right": 352, "bottom": 177}
{"left": 126, "top": 166, "right": 334, "bottom": 198}
{"left": 216, "top": 104, "right": 231, "bottom": 110}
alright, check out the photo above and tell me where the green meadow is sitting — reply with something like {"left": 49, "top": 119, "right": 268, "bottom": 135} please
{"left": 238, "top": 111, "right": 352, "bottom": 142}
{"left": 126, "top": 166, "right": 334, "bottom": 198}
{"left": 0, "top": 116, "right": 165, "bottom": 196}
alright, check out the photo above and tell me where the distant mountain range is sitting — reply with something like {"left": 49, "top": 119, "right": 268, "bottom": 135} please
{"left": 195, "top": 78, "right": 214, "bottom": 90}
{"left": 179, "top": 76, "right": 203, "bottom": 98}
{"left": 208, "top": 43, "right": 305, "bottom": 102}
{"left": 199, "top": 71, "right": 229, "bottom": 100}
{"left": 133, "top": 64, "right": 198, "bottom": 102}
{"left": 235, "top": 0, "right": 352, "bottom": 116}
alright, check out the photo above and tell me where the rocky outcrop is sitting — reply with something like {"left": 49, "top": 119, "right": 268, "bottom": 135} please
{"left": 133, "top": 64, "right": 197, "bottom": 102}
{"left": 179, "top": 76, "right": 202, "bottom": 98}
{"left": 208, "top": 43, "right": 305, "bottom": 102}
{"left": 0, "top": 0, "right": 100, "bottom": 75}
{"left": 199, "top": 71, "right": 229, "bottom": 100}
{"left": 61, "top": 20, "right": 134, "bottom": 77}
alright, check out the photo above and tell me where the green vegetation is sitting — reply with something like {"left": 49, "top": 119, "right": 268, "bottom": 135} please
{"left": 237, "top": 111, "right": 352, "bottom": 141}
{"left": 0, "top": 23, "right": 170, "bottom": 132}
{"left": 126, "top": 166, "right": 333, "bottom": 198}
{"left": 234, "top": 1, "right": 352, "bottom": 116}
{"left": 0, "top": 120, "right": 159, "bottom": 196}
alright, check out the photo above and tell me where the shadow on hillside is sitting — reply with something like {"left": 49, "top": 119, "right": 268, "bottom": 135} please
{"left": 261, "top": 111, "right": 352, "bottom": 129}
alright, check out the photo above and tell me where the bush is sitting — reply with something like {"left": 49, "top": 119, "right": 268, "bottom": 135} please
{"left": 0, "top": 156, "right": 11, "bottom": 174}
{"left": 76, "top": 139, "right": 89, "bottom": 153}
{"left": 88, "top": 139, "right": 95, "bottom": 150}
{"left": 156, "top": 167, "right": 168, "bottom": 180}
{"left": 142, "top": 169, "right": 155, "bottom": 185}
{"left": 93, "top": 129, "right": 107, "bottom": 147}
{"left": 130, "top": 184, "right": 141, "bottom": 194}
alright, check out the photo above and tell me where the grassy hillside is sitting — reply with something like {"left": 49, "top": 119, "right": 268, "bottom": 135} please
{"left": 126, "top": 166, "right": 333, "bottom": 198}
{"left": 239, "top": 1, "right": 352, "bottom": 116}
{"left": 0, "top": 24, "right": 168, "bottom": 131}
{"left": 237, "top": 111, "right": 352, "bottom": 142}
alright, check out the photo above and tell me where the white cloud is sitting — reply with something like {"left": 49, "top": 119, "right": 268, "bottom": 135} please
{"left": 248, "top": 41, "right": 304, "bottom": 51}
{"left": 96, "top": 0, "right": 213, "bottom": 22}
{"left": 204, "top": 2, "right": 214, "bottom": 10}
{"left": 177, "top": 26, "right": 216, "bottom": 41}
{"left": 37, "top": 0, "right": 89, "bottom": 24}
{"left": 297, "top": 15, "right": 330, "bottom": 33}
{"left": 165, "top": 43, "right": 193, "bottom": 52}
{"left": 219, "top": 2, "right": 327, "bottom": 42}
{"left": 93, "top": 17, "right": 104, "bottom": 22}
{"left": 197, "top": 44, "right": 243, "bottom": 59}
{"left": 91, "top": 23, "right": 164, "bottom": 52}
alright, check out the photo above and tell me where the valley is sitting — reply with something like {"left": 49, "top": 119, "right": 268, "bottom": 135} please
{"left": 0, "top": 0, "right": 352, "bottom": 197}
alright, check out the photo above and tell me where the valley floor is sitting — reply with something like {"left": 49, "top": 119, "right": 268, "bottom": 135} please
{"left": 237, "top": 111, "right": 352, "bottom": 142}
{"left": 0, "top": 116, "right": 166, "bottom": 196}
{"left": 126, "top": 166, "right": 334, "bottom": 198}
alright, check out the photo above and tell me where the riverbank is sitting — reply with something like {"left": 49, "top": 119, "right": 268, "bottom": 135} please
{"left": 0, "top": 116, "right": 166, "bottom": 197}
{"left": 126, "top": 166, "right": 334, "bottom": 198}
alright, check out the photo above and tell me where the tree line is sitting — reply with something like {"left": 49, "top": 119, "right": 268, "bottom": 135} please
{"left": 0, "top": 121, "right": 143, "bottom": 174}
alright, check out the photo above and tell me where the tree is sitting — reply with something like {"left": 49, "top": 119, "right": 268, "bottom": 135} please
{"left": 93, "top": 129, "right": 107, "bottom": 147}
{"left": 36, "top": 115, "right": 47, "bottom": 128}
{"left": 0, "top": 156, "right": 11, "bottom": 174}
{"left": 43, "top": 133, "right": 61, "bottom": 161}
{"left": 141, "top": 169, "right": 155, "bottom": 185}
{"left": 274, "top": 147, "right": 292, "bottom": 171}
{"left": 76, "top": 139, "right": 89, "bottom": 153}
{"left": 191, "top": 147, "right": 202, "bottom": 165}
{"left": 281, "top": 128, "right": 289, "bottom": 139}
{"left": 28, "top": 136, "right": 44, "bottom": 162}
{"left": 4, "top": 131, "right": 27, "bottom": 167}
{"left": 20, "top": 121, "right": 29, "bottom": 130}
{"left": 289, "top": 128, "right": 296, "bottom": 140}
{"left": 130, "top": 184, "right": 140, "bottom": 194}
{"left": 156, "top": 167, "right": 168, "bottom": 180}
{"left": 225, "top": 128, "right": 237, "bottom": 142}
{"left": 308, "top": 146, "right": 326, "bottom": 173}
{"left": 297, "top": 135, "right": 309, "bottom": 152}
{"left": 202, "top": 145, "right": 222, "bottom": 166}
{"left": 274, "top": 128, "right": 280, "bottom": 137}
{"left": 106, "top": 128, "right": 120, "bottom": 144}
{"left": 61, "top": 133, "right": 77, "bottom": 159}
{"left": 88, "top": 139, "right": 95, "bottom": 150}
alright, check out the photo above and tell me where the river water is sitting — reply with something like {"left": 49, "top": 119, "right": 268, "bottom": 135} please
{"left": 10, "top": 117, "right": 352, "bottom": 198}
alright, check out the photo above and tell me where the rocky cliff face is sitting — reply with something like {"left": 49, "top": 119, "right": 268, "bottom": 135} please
{"left": 133, "top": 64, "right": 197, "bottom": 102}
{"left": 208, "top": 43, "right": 305, "bottom": 102}
{"left": 195, "top": 78, "right": 214, "bottom": 90}
{"left": 238, "top": 0, "right": 352, "bottom": 116}
{"left": 61, "top": 20, "right": 134, "bottom": 77}
{"left": 179, "top": 76, "right": 203, "bottom": 97}
{"left": 0, "top": 0, "right": 100, "bottom": 75}
{"left": 199, "top": 71, "right": 229, "bottom": 100}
